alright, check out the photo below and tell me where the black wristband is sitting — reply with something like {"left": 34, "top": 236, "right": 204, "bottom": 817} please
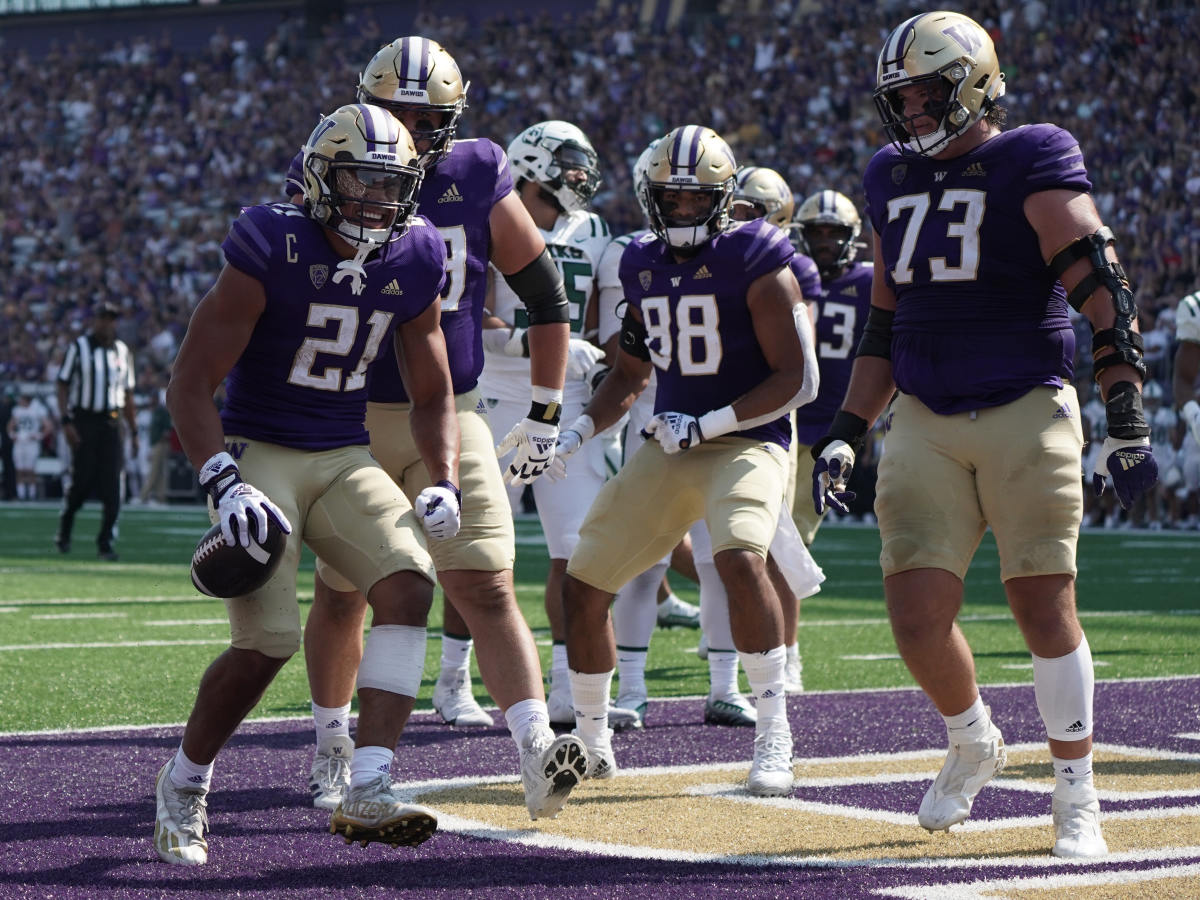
{"left": 810, "top": 410, "right": 870, "bottom": 461}
{"left": 434, "top": 479, "right": 461, "bottom": 504}
{"left": 528, "top": 400, "right": 562, "bottom": 426}
{"left": 204, "top": 465, "right": 243, "bottom": 504}
{"left": 1104, "top": 381, "right": 1151, "bottom": 440}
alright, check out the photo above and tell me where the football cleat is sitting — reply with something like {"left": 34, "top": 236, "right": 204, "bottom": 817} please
{"left": 748, "top": 725, "right": 795, "bottom": 797}
{"left": 705, "top": 694, "right": 757, "bottom": 727}
{"left": 154, "top": 759, "right": 209, "bottom": 866}
{"left": 656, "top": 593, "right": 701, "bottom": 629}
{"left": 309, "top": 735, "right": 353, "bottom": 811}
{"left": 614, "top": 693, "right": 647, "bottom": 729}
{"left": 918, "top": 721, "right": 1007, "bottom": 831}
{"left": 696, "top": 633, "right": 709, "bottom": 659}
{"left": 1052, "top": 784, "right": 1108, "bottom": 858}
{"left": 520, "top": 731, "right": 589, "bottom": 820}
{"left": 431, "top": 672, "right": 493, "bottom": 727}
{"left": 330, "top": 774, "right": 437, "bottom": 848}
{"left": 574, "top": 727, "right": 617, "bottom": 780}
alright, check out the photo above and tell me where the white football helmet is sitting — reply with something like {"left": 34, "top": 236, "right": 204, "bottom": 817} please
{"left": 632, "top": 136, "right": 664, "bottom": 223}
{"left": 730, "top": 166, "right": 794, "bottom": 227}
{"left": 357, "top": 36, "right": 469, "bottom": 169}
{"left": 642, "top": 125, "right": 737, "bottom": 250}
{"left": 507, "top": 120, "right": 602, "bottom": 213}
{"left": 792, "top": 189, "right": 863, "bottom": 280}
{"left": 301, "top": 104, "right": 423, "bottom": 249}
{"left": 873, "top": 10, "right": 1006, "bottom": 157}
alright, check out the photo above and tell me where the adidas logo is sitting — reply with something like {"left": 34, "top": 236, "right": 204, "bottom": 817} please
{"left": 325, "top": 719, "right": 343, "bottom": 729}
{"left": 381, "top": 279, "right": 403, "bottom": 295}
{"left": 187, "top": 774, "right": 206, "bottom": 784}
{"left": 963, "top": 162, "right": 987, "bottom": 177}
{"left": 438, "top": 183, "right": 464, "bottom": 203}
{"left": 1065, "top": 719, "right": 1086, "bottom": 734}
{"left": 841, "top": 286, "right": 858, "bottom": 296}
{"left": 694, "top": 265, "right": 712, "bottom": 279}
{"left": 1053, "top": 403, "right": 1072, "bottom": 419}
{"left": 1115, "top": 450, "right": 1144, "bottom": 471}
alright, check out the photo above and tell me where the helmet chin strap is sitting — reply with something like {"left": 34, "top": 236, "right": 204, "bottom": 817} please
{"left": 332, "top": 244, "right": 373, "bottom": 296}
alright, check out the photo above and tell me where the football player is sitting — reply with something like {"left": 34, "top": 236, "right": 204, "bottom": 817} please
{"left": 477, "top": 120, "right": 639, "bottom": 731}
{"left": 554, "top": 125, "right": 819, "bottom": 795}
{"left": 289, "top": 38, "right": 585, "bottom": 822}
{"left": 7, "top": 392, "right": 51, "bottom": 500}
{"left": 156, "top": 105, "right": 466, "bottom": 864}
{"left": 813, "top": 11, "right": 1157, "bottom": 858}
{"left": 1172, "top": 289, "right": 1200, "bottom": 526}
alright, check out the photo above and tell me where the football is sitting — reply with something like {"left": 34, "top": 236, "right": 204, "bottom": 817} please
{"left": 190, "top": 515, "right": 286, "bottom": 599}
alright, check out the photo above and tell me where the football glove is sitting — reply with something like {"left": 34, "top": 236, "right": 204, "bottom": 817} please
{"left": 414, "top": 480, "right": 462, "bottom": 541}
{"left": 496, "top": 417, "right": 559, "bottom": 485}
{"left": 565, "top": 338, "right": 606, "bottom": 382}
{"left": 1183, "top": 400, "right": 1200, "bottom": 447}
{"left": 1091, "top": 436, "right": 1158, "bottom": 510}
{"left": 546, "top": 415, "right": 595, "bottom": 482}
{"left": 198, "top": 451, "right": 292, "bottom": 549}
{"left": 642, "top": 412, "right": 702, "bottom": 454}
{"left": 481, "top": 325, "right": 528, "bottom": 357}
{"left": 811, "top": 439, "right": 856, "bottom": 515}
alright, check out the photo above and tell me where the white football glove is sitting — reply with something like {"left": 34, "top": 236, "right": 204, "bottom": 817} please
{"left": 1183, "top": 400, "right": 1200, "bottom": 447}
{"left": 565, "top": 338, "right": 606, "bottom": 381}
{"left": 481, "top": 326, "right": 527, "bottom": 357}
{"left": 414, "top": 481, "right": 462, "bottom": 541}
{"left": 546, "top": 415, "right": 595, "bottom": 482}
{"left": 496, "top": 418, "right": 559, "bottom": 485}
{"left": 198, "top": 451, "right": 292, "bottom": 549}
{"left": 642, "top": 411, "right": 702, "bottom": 454}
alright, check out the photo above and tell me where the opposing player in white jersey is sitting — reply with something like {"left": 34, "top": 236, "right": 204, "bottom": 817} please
{"left": 1172, "top": 289, "right": 1200, "bottom": 523}
{"left": 478, "top": 120, "right": 638, "bottom": 730}
{"left": 7, "top": 393, "right": 51, "bottom": 501}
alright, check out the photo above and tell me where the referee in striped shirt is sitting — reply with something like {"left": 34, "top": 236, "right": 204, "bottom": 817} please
{"left": 55, "top": 301, "right": 139, "bottom": 561}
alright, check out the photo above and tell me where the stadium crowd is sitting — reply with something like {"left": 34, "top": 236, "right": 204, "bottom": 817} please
{"left": 1, "top": 0, "right": 1198, "bottom": 526}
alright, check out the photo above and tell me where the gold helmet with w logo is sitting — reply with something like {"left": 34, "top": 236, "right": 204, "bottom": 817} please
{"left": 642, "top": 125, "right": 737, "bottom": 249}
{"left": 731, "top": 166, "right": 794, "bottom": 227}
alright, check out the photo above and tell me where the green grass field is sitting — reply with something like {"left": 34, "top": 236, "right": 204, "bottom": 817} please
{"left": 2, "top": 502, "right": 1198, "bottom": 734}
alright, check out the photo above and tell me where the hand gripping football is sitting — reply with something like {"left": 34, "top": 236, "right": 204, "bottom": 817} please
{"left": 190, "top": 515, "right": 286, "bottom": 598}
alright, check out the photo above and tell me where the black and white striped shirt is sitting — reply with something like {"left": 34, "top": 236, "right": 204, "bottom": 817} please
{"left": 57, "top": 334, "right": 135, "bottom": 415}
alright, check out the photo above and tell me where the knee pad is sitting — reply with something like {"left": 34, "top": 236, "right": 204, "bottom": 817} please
{"left": 1033, "top": 634, "right": 1094, "bottom": 741}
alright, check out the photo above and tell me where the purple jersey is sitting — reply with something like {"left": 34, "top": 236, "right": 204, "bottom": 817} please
{"left": 790, "top": 253, "right": 821, "bottom": 303}
{"left": 286, "top": 138, "right": 512, "bottom": 401}
{"left": 620, "top": 218, "right": 795, "bottom": 448}
{"left": 219, "top": 202, "right": 447, "bottom": 449}
{"left": 795, "top": 261, "right": 874, "bottom": 444}
{"left": 863, "top": 124, "right": 1091, "bottom": 414}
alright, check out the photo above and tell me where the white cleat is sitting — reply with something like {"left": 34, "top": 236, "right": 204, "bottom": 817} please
{"left": 696, "top": 633, "right": 709, "bottom": 660}
{"left": 575, "top": 727, "right": 617, "bottom": 780}
{"left": 546, "top": 684, "right": 575, "bottom": 727}
{"left": 309, "top": 735, "right": 353, "bottom": 811}
{"left": 656, "top": 592, "right": 701, "bottom": 628}
{"left": 432, "top": 672, "right": 493, "bottom": 727}
{"left": 154, "top": 759, "right": 209, "bottom": 866}
{"left": 615, "top": 693, "right": 647, "bottom": 729}
{"left": 918, "top": 721, "right": 1007, "bottom": 831}
{"left": 1052, "top": 786, "right": 1109, "bottom": 858}
{"left": 520, "top": 731, "right": 589, "bottom": 820}
{"left": 330, "top": 774, "right": 437, "bottom": 848}
{"left": 705, "top": 693, "right": 757, "bottom": 727}
{"left": 748, "top": 725, "right": 795, "bottom": 797}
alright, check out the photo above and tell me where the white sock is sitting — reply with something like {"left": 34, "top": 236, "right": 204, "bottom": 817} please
{"left": 616, "top": 647, "right": 648, "bottom": 701}
{"left": 943, "top": 695, "right": 990, "bottom": 740}
{"left": 1052, "top": 752, "right": 1095, "bottom": 794}
{"left": 549, "top": 643, "right": 569, "bottom": 693}
{"left": 312, "top": 701, "right": 352, "bottom": 751}
{"left": 440, "top": 633, "right": 473, "bottom": 680}
{"left": 1033, "top": 635, "right": 1094, "bottom": 741}
{"left": 786, "top": 644, "right": 801, "bottom": 666}
{"left": 568, "top": 669, "right": 613, "bottom": 744}
{"left": 504, "top": 698, "right": 551, "bottom": 750}
{"left": 740, "top": 645, "right": 788, "bottom": 728}
{"left": 708, "top": 651, "right": 739, "bottom": 700}
{"left": 170, "top": 745, "right": 213, "bottom": 792}
{"left": 349, "top": 745, "right": 393, "bottom": 789}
